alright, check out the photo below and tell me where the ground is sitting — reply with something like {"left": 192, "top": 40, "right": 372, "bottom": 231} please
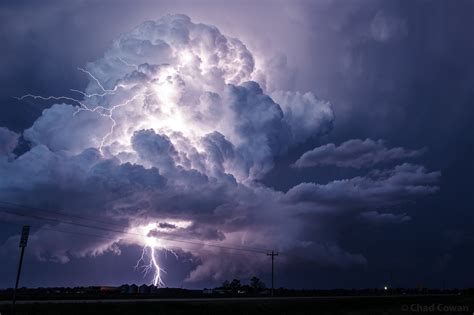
{"left": 1, "top": 295, "right": 474, "bottom": 315}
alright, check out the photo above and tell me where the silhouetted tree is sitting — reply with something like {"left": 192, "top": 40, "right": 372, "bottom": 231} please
{"left": 229, "top": 279, "right": 241, "bottom": 293}
{"left": 221, "top": 280, "right": 230, "bottom": 289}
{"left": 250, "top": 276, "right": 266, "bottom": 292}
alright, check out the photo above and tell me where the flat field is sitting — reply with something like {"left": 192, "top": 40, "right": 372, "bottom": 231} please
{"left": 1, "top": 295, "right": 473, "bottom": 315}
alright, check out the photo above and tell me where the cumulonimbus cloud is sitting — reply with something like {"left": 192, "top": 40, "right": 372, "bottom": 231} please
{"left": 0, "top": 14, "right": 440, "bottom": 285}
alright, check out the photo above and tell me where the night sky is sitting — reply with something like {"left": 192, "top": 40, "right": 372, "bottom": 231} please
{"left": 0, "top": 0, "right": 473, "bottom": 290}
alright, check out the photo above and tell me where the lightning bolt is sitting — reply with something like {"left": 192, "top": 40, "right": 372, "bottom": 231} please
{"left": 14, "top": 94, "right": 89, "bottom": 109}
{"left": 117, "top": 57, "right": 139, "bottom": 70}
{"left": 17, "top": 64, "right": 182, "bottom": 285}
{"left": 134, "top": 244, "right": 166, "bottom": 287}
{"left": 15, "top": 63, "right": 155, "bottom": 153}
{"left": 76, "top": 67, "right": 118, "bottom": 94}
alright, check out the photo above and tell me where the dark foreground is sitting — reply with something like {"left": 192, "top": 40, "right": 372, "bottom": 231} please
{"left": 1, "top": 295, "right": 474, "bottom": 315}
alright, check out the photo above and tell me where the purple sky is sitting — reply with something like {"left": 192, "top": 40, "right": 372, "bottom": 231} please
{"left": 0, "top": 0, "right": 473, "bottom": 289}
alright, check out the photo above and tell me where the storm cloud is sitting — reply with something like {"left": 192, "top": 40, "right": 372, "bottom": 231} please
{"left": 0, "top": 11, "right": 443, "bottom": 288}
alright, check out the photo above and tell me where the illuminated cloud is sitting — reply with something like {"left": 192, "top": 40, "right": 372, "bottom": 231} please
{"left": 0, "top": 14, "right": 440, "bottom": 285}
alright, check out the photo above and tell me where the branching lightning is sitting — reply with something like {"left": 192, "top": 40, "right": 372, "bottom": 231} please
{"left": 134, "top": 244, "right": 166, "bottom": 287}
{"left": 15, "top": 65, "right": 157, "bottom": 153}
{"left": 14, "top": 38, "right": 237, "bottom": 286}
{"left": 15, "top": 62, "right": 185, "bottom": 286}
{"left": 132, "top": 223, "right": 181, "bottom": 287}
{"left": 76, "top": 67, "right": 118, "bottom": 94}
{"left": 117, "top": 57, "right": 139, "bottom": 70}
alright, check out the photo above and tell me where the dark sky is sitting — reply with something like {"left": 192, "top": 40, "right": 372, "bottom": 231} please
{"left": 0, "top": 0, "right": 473, "bottom": 289}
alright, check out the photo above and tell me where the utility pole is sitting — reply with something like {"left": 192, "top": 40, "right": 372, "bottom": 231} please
{"left": 12, "top": 225, "right": 29, "bottom": 314}
{"left": 267, "top": 250, "right": 278, "bottom": 297}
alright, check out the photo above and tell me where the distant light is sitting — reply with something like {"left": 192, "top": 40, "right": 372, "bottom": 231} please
{"left": 384, "top": 286, "right": 388, "bottom": 291}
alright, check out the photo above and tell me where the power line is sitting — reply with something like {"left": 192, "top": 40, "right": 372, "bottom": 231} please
{"left": 0, "top": 201, "right": 128, "bottom": 230}
{"left": 0, "top": 219, "right": 119, "bottom": 241}
{"left": 0, "top": 219, "right": 262, "bottom": 259}
{"left": 0, "top": 204, "right": 271, "bottom": 254}
{"left": 0, "top": 201, "right": 271, "bottom": 253}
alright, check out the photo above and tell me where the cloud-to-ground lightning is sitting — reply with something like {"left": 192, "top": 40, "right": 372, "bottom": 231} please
{"left": 134, "top": 241, "right": 166, "bottom": 287}
{"left": 16, "top": 62, "right": 184, "bottom": 286}
{"left": 131, "top": 223, "right": 182, "bottom": 287}
{"left": 2, "top": 14, "right": 446, "bottom": 290}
